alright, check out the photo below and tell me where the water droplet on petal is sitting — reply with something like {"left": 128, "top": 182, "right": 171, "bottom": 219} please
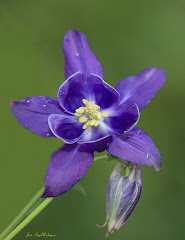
{"left": 46, "top": 133, "right": 50, "bottom": 136}
{"left": 43, "top": 104, "right": 46, "bottom": 107}
{"left": 136, "top": 130, "right": 141, "bottom": 134}
{"left": 24, "top": 124, "right": 28, "bottom": 127}
{"left": 124, "top": 130, "right": 127, "bottom": 134}
{"left": 76, "top": 52, "right": 79, "bottom": 56}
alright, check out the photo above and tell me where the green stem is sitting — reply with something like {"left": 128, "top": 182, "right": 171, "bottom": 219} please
{"left": 0, "top": 154, "right": 109, "bottom": 240}
{"left": 0, "top": 187, "right": 44, "bottom": 240}
{"left": 94, "top": 154, "right": 109, "bottom": 161}
{"left": 4, "top": 198, "right": 53, "bottom": 240}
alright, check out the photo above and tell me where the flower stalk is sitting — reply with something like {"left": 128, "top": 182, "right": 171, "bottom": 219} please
{"left": 0, "top": 187, "right": 44, "bottom": 240}
{"left": 3, "top": 197, "right": 53, "bottom": 240}
{"left": 0, "top": 154, "right": 110, "bottom": 240}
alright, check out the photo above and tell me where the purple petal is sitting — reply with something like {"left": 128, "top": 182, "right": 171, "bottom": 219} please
{"left": 106, "top": 164, "right": 127, "bottom": 217}
{"left": 48, "top": 114, "right": 84, "bottom": 144}
{"left": 87, "top": 137, "right": 111, "bottom": 153}
{"left": 10, "top": 96, "right": 65, "bottom": 137}
{"left": 116, "top": 165, "right": 142, "bottom": 228}
{"left": 105, "top": 104, "right": 140, "bottom": 135}
{"left": 116, "top": 67, "right": 166, "bottom": 111}
{"left": 77, "top": 124, "right": 112, "bottom": 144}
{"left": 107, "top": 128, "right": 161, "bottom": 171}
{"left": 49, "top": 113, "right": 112, "bottom": 144}
{"left": 58, "top": 72, "right": 119, "bottom": 114}
{"left": 42, "top": 143, "right": 94, "bottom": 197}
{"left": 106, "top": 164, "right": 142, "bottom": 236}
{"left": 63, "top": 29, "right": 104, "bottom": 79}
{"left": 77, "top": 104, "right": 139, "bottom": 144}
{"left": 114, "top": 181, "right": 142, "bottom": 230}
{"left": 88, "top": 74, "right": 120, "bottom": 110}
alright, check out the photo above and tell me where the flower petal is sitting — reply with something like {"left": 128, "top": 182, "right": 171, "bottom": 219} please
{"left": 87, "top": 137, "right": 111, "bottom": 152}
{"left": 10, "top": 96, "right": 64, "bottom": 137}
{"left": 107, "top": 128, "right": 161, "bottom": 171}
{"left": 63, "top": 29, "right": 104, "bottom": 79}
{"left": 88, "top": 74, "right": 120, "bottom": 110}
{"left": 58, "top": 72, "right": 119, "bottom": 114}
{"left": 116, "top": 67, "right": 166, "bottom": 111}
{"left": 106, "top": 164, "right": 126, "bottom": 217}
{"left": 114, "top": 180, "right": 142, "bottom": 231}
{"left": 48, "top": 114, "right": 84, "bottom": 144}
{"left": 105, "top": 104, "right": 140, "bottom": 135}
{"left": 77, "top": 124, "right": 112, "bottom": 144}
{"left": 42, "top": 143, "right": 94, "bottom": 197}
{"left": 105, "top": 164, "right": 142, "bottom": 236}
{"left": 77, "top": 104, "right": 139, "bottom": 144}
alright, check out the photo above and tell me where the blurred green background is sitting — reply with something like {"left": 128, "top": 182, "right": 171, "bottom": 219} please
{"left": 1, "top": 0, "right": 185, "bottom": 239}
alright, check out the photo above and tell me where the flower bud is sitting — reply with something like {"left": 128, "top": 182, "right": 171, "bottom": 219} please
{"left": 97, "top": 162, "right": 142, "bottom": 237}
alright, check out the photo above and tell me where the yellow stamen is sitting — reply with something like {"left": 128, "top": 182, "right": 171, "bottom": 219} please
{"left": 82, "top": 99, "right": 89, "bottom": 106}
{"left": 96, "top": 112, "right": 102, "bottom": 119}
{"left": 76, "top": 108, "right": 85, "bottom": 113}
{"left": 90, "top": 119, "right": 96, "bottom": 126}
{"left": 102, "top": 112, "right": 109, "bottom": 117}
{"left": 75, "top": 112, "right": 82, "bottom": 116}
{"left": 83, "top": 120, "right": 91, "bottom": 129}
{"left": 75, "top": 99, "right": 109, "bottom": 129}
{"left": 94, "top": 120, "right": 99, "bottom": 126}
{"left": 79, "top": 116, "right": 88, "bottom": 123}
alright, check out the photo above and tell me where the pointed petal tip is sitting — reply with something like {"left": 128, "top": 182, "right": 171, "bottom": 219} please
{"left": 10, "top": 100, "right": 15, "bottom": 108}
{"left": 151, "top": 154, "right": 162, "bottom": 172}
{"left": 155, "top": 165, "right": 162, "bottom": 172}
{"left": 64, "top": 29, "right": 79, "bottom": 36}
{"left": 155, "top": 66, "right": 166, "bottom": 78}
{"left": 10, "top": 100, "right": 20, "bottom": 110}
{"left": 105, "top": 225, "right": 115, "bottom": 238}
{"left": 64, "top": 30, "right": 75, "bottom": 41}
{"left": 105, "top": 230, "right": 112, "bottom": 238}
{"left": 142, "top": 66, "right": 166, "bottom": 82}
{"left": 105, "top": 232, "right": 110, "bottom": 238}
{"left": 63, "top": 29, "right": 84, "bottom": 46}
{"left": 113, "top": 222, "right": 123, "bottom": 231}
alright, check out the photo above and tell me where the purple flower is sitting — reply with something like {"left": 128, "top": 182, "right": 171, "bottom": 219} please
{"left": 97, "top": 163, "right": 142, "bottom": 237}
{"left": 11, "top": 29, "right": 166, "bottom": 198}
